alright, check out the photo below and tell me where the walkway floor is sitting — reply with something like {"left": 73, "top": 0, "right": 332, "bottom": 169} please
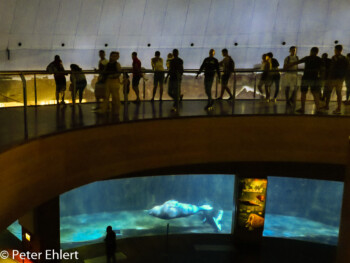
{"left": 0, "top": 99, "right": 349, "bottom": 152}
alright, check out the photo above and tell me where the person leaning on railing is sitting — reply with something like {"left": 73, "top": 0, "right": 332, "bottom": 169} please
{"left": 46, "top": 55, "right": 68, "bottom": 105}
{"left": 69, "top": 64, "right": 87, "bottom": 104}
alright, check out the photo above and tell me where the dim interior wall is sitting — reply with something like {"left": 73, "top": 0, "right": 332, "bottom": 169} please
{"left": 1, "top": 0, "right": 350, "bottom": 69}
{"left": 0, "top": 115, "right": 349, "bottom": 231}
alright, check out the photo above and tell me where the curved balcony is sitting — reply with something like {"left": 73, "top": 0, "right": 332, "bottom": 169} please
{"left": 1, "top": 69, "right": 350, "bottom": 263}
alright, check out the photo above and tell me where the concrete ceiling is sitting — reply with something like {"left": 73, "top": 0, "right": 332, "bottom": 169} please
{"left": 0, "top": 0, "right": 349, "bottom": 69}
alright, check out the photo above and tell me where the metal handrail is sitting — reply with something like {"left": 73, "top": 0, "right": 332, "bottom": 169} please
{"left": 0, "top": 68, "right": 305, "bottom": 75}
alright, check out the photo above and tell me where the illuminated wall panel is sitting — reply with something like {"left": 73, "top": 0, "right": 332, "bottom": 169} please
{"left": 33, "top": 0, "right": 60, "bottom": 35}
{"left": 54, "top": 0, "right": 82, "bottom": 35}
{"left": 76, "top": 0, "right": 103, "bottom": 36}
{"left": 0, "top": 0, "right": 16, "bottom": 34}
{"left": 98, "top": 0, "right": 125, "bottom": 36}
{"left": 10, "top": 0, "right": 40, "bottom": 34}
{"left": 1, "top": 0, "right": 350, "bottom": 69}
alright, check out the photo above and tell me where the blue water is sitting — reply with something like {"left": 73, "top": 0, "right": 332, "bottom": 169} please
{"left": 60, "top": 209, "right": 233, "bottom": 249}
{"left": 263, "top": 214, "right": 339, "bottom": 245}
{"left": 6, "top": 212, "right": 338, "bottom": 249}
{"left": 6, "top": 220, "right": 21, "bottom": 241}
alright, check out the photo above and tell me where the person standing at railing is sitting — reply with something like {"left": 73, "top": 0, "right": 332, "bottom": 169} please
{"left": 257, "top": 54, "right": 272, "bottom": 102}
{"left": 93, "top": 50, "right": 109, "bottom": 111}
{"left": 286, "top": 47, "right": 322, "bottom": 114}
{"left": 345, "top": 53, "right": 350, "bottom": 104}
{"left": 69, "top": 64, "right": 87, "bottom": 104}
{"left": 320, "top": 53, "right": 331, "bottom": 102}
{"left": 151, "top": 51, "right": 164, "bottom": 102}
{"left": 99, "top": 51, "right": 122, "bottom": 115}
{"left": 131, "top": 52, "right": 142, "bottom": 104}
{"left": 323, "top": 45, "right": 349, "bottom": 114}
{"left": 196, "top": 49, "right": 221, "bottom": 110}
{"left": 166, "top": 49, "right": 183, "bottom": 112}
{"left": 267, "top": 52, "right": 280, "bottom": 102}
{"left": 217, "top": 48, "right": 234, "bottom": 100}
{"left": 283, "top": 46, "right": 299, "bottom": 107}
{"left": 46, "top": 55, "right": 67, "bottom": 105}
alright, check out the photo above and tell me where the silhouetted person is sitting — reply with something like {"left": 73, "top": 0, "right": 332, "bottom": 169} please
{"left": 323, "top": 45, "right": 349, "bottom": 114}
{"left": 131, "top": 52, "right": 142, "bottom": 103}
{"left": 345, "top": 53, "right": 350, "bottom": 103}
{"left": 287, "top": 47, "right": 322, "bottom": 114}
{"left": 105, "top": 226, "right": 117, "bottom": 263}
{"left": 151, "top": 51, "right": 165, "bottom": 101}
{"left": 283, "top": 46, "right": 299, "bottom": 107}
{"left": 70, "top": 64, "right": 87, "bottom": 104}
{"left": 196, "top": 49, "right": 220, "bottom": 110}
{"left": 93, "top": 50, "right": 109, "bottom": 110}
{"left": 218, "top": 48, "right": 234, "bottom": 100}
{"left": 257, "top": 54, "right": 272, "bottom": 101}
{"left": 47, "top": 55, "right": 67, "bottom": 105}
{"left": 267, "top": 52, "right": 280, "bottom": 102}
{"left": 122, "top": 72, "right": 130, "bottom": 103}
{"left": 320, "top": 53, "right": 331, "bottom": 101}
{"left": 99, "top": 51, "right": 122, "bottom": 115}
{"left": 166, "top": 49, "right": 183, "bottom": 112}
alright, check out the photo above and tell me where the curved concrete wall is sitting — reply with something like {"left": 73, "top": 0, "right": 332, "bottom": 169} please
{"left": 1, "top": 0, "right": 350, "bottom": 70}
{"left": 0, "top": 115, "right": 350, "bottom": 230}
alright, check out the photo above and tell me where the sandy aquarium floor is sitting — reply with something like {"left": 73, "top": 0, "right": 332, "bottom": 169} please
{"left": 6, "top": 211, "right": 339, "bottom": 249}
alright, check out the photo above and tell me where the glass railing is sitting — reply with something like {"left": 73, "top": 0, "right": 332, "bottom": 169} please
{"left": 0, "top": 68, "right": 344, "bottom": 107}
{"left": 0, "top": 68, "right": 347, "bottom": 150}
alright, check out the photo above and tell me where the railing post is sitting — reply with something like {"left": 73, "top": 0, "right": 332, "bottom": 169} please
{"left": 20, "top": 74, "right": 28, "bottom": 140}
{"left": 215, "top": 75, "right": 218, "bottom": 98}
{"left": 232, "top": 71, "right": 236, "bottom": 103}
{"left": 143, "top": 78, "right": 146, "bottom": 100}
{"left": 72, "top": 77, "right": 76, "bottom": 106}
{"left": 34, "top": 74, "right": 38, "bottom": 106}
{"left": 254, "top": 73, "right": 257, "bottom": 98}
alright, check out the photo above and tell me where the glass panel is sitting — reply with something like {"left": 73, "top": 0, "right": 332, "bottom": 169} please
{"left": 60, "top": 174, "right": 235, "bottom": 249}
{"left": 6, "top": 220, "right": 22, "bottom": 241}
{"left": 263, "top": 177, "right": 344, "bottom": 245}
{"left": 0, "top": 75, "right": 24, "bottom": 107}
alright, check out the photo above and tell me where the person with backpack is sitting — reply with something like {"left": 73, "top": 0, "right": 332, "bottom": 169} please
{"left": 217, "top": 48, "right": 234, "bottom": 100}
{"left": 196, "top": 49, "right": 221, "bottom": 110}
{"left": 46, "top": 55, "right": 67, "bottom": 105}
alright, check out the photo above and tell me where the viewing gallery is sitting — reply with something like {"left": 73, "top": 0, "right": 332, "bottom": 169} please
{"left": 1, "top": 0, "right": 350, "bottom": 263}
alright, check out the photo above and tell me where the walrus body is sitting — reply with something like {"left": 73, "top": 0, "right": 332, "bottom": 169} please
{"left": 148, "top": 200, "right": 213, "bottom": 219}
{"left": 148, "top": 200, "right": 223, "bottom": 232}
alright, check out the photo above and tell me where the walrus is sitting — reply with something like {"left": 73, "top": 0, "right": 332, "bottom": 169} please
{"left": 148, "top": 200, "right": 223, "bottom": 232}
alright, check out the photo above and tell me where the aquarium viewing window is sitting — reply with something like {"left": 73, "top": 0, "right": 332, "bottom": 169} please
{"left": 60, "top": 174, "right": 235, "bottom": 249}
{"left": 263, "top": 177, "right": 344, "bottom": 245}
